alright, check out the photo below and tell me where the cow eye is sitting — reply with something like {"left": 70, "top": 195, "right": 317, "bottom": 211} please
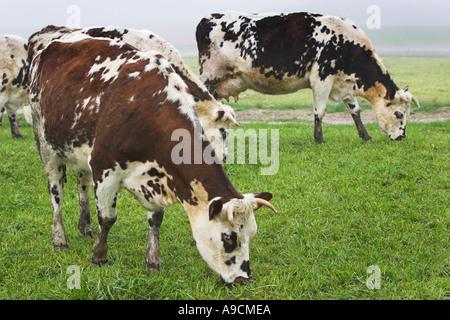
{"left": 394, "top": 111, "right": 403, "bottom": 119}
{"left": 222, "top": 233, "right": 232, "bottom": 242}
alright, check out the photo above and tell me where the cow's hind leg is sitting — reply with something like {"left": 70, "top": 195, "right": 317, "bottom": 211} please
{"left": 44, "top": 156, "right": 68, "bottom": 251}
{"left": 5, "top": 103, "right": 23, "bottom": 139}
{"left": 77, "top": 171, "right": 95, "bottom": 237}
{"left": 90, "top": 171, "right": 120, "bottom": 266}
{"left": 0, "top": 106, "right": 5, "bottom": 127}
{"left": 5, "top": 102, "right": 23, "bottom": 139}
{"left": 146, "top": 208, "right": 165, "bottom": 271}
{"left": 344, "top": 98, "right": 372, "bottom": 141}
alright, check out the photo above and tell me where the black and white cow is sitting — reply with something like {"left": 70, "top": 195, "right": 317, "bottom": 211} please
{"left": 196, "top": 11, "right": 420, "bottom": 143}
{"left": 29, "top": 33, "right": 276, "bottom": 284}
{"left": 0, "top": 35, "right": 29, "bottom": 138}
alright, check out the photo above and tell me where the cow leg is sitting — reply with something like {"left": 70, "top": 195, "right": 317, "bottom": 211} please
{"left": 311, "top": 80, "right": 333, "bottom": 144}
{"left": 45, "top": 158, "right": 68, "bottom": 251}
{"left": 5, "top": 103, "right": 23, "bottom": 139}
{"left": 77, "top": 171, "right": 95, "bottom": 238}
{"left": 146, "top": 208, "right": 165, "bottom": 270}
{"left": 0, "top": 106, "right": 4, "bottom": 127}
{"left": 344, "top": 98, "right": 372, "bottom": 141}
{"left": 90, "top": 174, "right": 120, "bottom": 266}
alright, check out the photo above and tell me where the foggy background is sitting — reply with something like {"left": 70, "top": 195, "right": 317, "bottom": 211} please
{"left": 1, "top": 0, "right": 449, "bottom": 57}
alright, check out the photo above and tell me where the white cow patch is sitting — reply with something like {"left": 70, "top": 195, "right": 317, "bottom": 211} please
{"left": 88, "top": 56, "right": 127, "bottom": 83}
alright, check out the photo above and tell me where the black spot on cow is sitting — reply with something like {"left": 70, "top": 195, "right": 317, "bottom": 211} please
{"left": 221, "top": 232, "right": 238, "bottom": 253}
{"left": 148, "top": 168, "right": 165, "bottom": 178}
{"left": 50, "top": 184, "right": 60, "bottom": 204}
{"left": 119, "top": 162, "right": 128, "bottom": 170}
{"left": 317, "top": 35, "right": 398, "bottom": 92}
{"left": 225, "top": 255, "right": 236, "bottom": 266}
{"left": 112, "top": 195, "right": 117, "bottom": 208}
{"left": 247, "top": 13, "right": 323, "bottom": 80}
{"left": 85, "top": 27, "right": 126, "bottom": 41}
{"left": 240, "top": 260, "right": 251, "bottom": 277}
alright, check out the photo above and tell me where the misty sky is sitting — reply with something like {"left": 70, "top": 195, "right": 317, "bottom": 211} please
{"left": 1, "top": 0, "right": 450, "bottom": 46}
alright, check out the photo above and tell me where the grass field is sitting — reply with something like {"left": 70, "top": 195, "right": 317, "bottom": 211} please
{"left": 0, "top": 57, "right": 449, "bottom": 300}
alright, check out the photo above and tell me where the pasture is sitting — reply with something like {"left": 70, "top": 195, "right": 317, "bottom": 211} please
{"left": 0, "top": 57, "right": 449, "bottom": 300}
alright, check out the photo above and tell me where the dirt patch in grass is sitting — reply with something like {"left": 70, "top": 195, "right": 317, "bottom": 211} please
{"left": 237, "top": 107, "right": 450, "bottom": 124}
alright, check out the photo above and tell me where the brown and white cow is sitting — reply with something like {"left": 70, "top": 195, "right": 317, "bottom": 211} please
{"left": 29, "top": 34, "right": 276, "bottom": 284}
{"left": 196, "top": 11, "right": 420, "bottom": 143}
{"left": 28, "top": 25, "right": 238, "bottom": 161}
{"left": 0, "top": 35, "right": 29, "bottom": 138}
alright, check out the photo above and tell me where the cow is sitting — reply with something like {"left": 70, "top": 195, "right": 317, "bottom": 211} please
{"left": 196, "top": 11, "right": 420, "bottom": 143}
{"left": 29, "top": 34, "right": 276, "bottom": 285}
{"left": 0, "top": 35, "right": 29, "bottom": 139}
{"left": 28, "top": 25, "right": 238, "bottom": 161}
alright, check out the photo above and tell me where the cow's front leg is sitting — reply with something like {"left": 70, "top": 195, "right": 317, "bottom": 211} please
{"left": 314, "top": 114, "right": 325, "bottom": 144}
{"left": 77, "top": 171, "right": 95, "bottom": 238}
{"left": 90, "top": 175, "right": 119, "bottom": 266}
{"left": 311, "top": 76, "right": 333, "bottom": 144}
{"left": 344, "top": 99, "right": 372, "bottom": 141}
{"left": 146, "top": 208, "right": 165, "bottom": 270}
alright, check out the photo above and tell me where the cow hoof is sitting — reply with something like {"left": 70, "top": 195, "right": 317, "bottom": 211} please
{"left": 146, "top": 261, "right": 164, "bottom": 271}
{"left": 53, "top": 243, "right": 69, "bottom": 251}
{"left": 314, "top": 139, "right": 326, "bottom": 144}
{"left": 90, "top": 258, "right": 108, "bottom": 267}
{"left": 13, "top": 134, "right": 24, "bottom": 140}
{"left": 362, "top": 135, "right": 372, "bottom": 141}
{"left": 80, "top": 229, "right": 95, "bottom": 238}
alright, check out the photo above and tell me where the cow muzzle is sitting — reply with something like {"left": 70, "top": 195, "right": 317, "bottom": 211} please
{"left": 223, "top": 276, "right": 253, "bottom": 287}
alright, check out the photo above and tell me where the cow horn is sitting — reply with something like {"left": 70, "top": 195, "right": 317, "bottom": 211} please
{"left": 229, "top": 114, "right": 240, "bottom": 127}
{"left": 403, "top": 85, "right": 409, "bottom": 92}
{"left": 412, "top": 95, "right": 420, "bottom": 108}
{"left": 226, "top": 205, "right": 235, "bottom": 227}
{"left": 256, "top": 198, "right": 277, "bottom": 213}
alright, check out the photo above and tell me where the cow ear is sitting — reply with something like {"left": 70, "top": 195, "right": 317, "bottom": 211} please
{"left": 209, "top": 198, "right": 224, "bottom": 220}
{"left": 253, "top": 192, "right": 273, "bottom": 202}
{"left": 386, "top": 87, "right": 396, "bottom": 101}
{"left": 253, "top": 192, "right": 274, "bottom": 211}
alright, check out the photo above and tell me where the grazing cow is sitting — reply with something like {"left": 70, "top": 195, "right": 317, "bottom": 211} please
{"left": 0, "top": 35, "right": 29, "bottom": 138}
{"left": 196, "top": 11, "right": 420, "bottom": 142}
{"left": 29, "top": 34, "right": 276, "bottom": 284}
{"left": 28, "top": 25, "right": 238, "bottom": 160}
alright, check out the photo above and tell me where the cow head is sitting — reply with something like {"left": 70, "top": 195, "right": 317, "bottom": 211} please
{"left": 188, "top": 192, "right": 275, "bottom": 285}
{"left": 375, "top": 86, "right": 420, "bottom": 140}
{"left": 196, "top": 101, "right": 239, "bottom": 162}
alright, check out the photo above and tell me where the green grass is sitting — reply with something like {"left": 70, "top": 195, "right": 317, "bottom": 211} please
{"left": 185, "top": 57, "right": 450, "bottom": 114}
{"left": 0, "top": 114, "right": 448, "bottom": 300}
